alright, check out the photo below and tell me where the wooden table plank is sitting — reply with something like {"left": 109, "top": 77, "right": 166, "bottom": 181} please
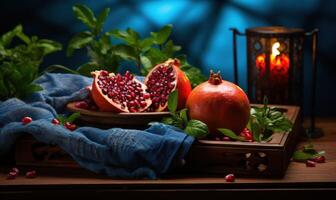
{"left": 1, "top": 118, "right": 335, "bottom": 189}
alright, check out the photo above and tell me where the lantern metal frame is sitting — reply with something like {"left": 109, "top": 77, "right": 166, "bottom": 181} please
{"left": 230, "top": 26, "right": 320, "bottom": 137}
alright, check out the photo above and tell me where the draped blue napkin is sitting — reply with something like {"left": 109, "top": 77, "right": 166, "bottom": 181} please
{"left": 0, "top": 73, "right": 194, "bottom": 179}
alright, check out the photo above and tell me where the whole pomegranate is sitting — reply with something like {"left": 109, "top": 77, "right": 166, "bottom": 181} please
{"left": 186, "top": 71, "right": 250, "bottom": 135}
{"left": 145, "top": 58, "right": 192, "bottom": 112}
{"left": 91, "top": 70, "right": 152, "bottom": 112}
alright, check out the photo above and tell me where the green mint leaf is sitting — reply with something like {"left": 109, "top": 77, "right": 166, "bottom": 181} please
{"left": 36, "top": 39, "right": 62, "bottom": 55}
{"left": 56, "top": 115, "right": 67, "bottom": 125}
{"left": 0, "top": 24, "right": 23, "bottom": 47}
{"left": 113, "top": 44, "right": 138, "bottom": 62}
{"left": 143, "top": 48, "right": 168, "bottom": 68}
{"left": 292, "top": 150, "right": 320, "bottom": 162}
{"left": 162, "top": 116, "right": 184, "bottom": 129}
{"left": 108, "top": 28, "right": 139, "bottom": 45}
{"left": 43, "top": 65, "right": 79, "bottom": 75}
{"left": 95, "top": 7, "right": 110, "bottom": 34}
{"left": 97, "top": 34, "right": 112, "bottom": 54}
{"left": 218, "top": 128, "right": 247, "bottom": 142}
{"left": 179, "top": 108, "right": 188, "bottom": 125}
{"left": 25, "top": 84, "right": 43, "bottom": 94}
{"left": 180, "top": 64, "right": 206, "bottom": 88}
{"left": 167, "top": 90, "right": 178, "bottom": 113}
{"left": 140, "top": 55, "right": 152, "bottom": 71}
{"left": 67, "top": 31, "right": 94, "bottom": 56}
{"left": 76, "top": 62, "right": 99, "bottom": 77}
{"left": 184, "top": 120, "right": 208, "bottom": 138}
{"left": 67, "top": 112, "right": 81, "bottom": 123}
{"left": 139, "top": 37, "right": 154, "bottom": 51}
{"left": 150, "top": 24, "right": 172, "bottom": 45}
{"left": 303, "top": 143, "right": 318, "bottom": 154}
{"left": 73, "top": 4, "right": 97, "bottom": 30}
{"left": 162, "top": 40, "right": 181, "bottom": 57}
{"left": 16, "top": 31, "right": 31, "bottom": 44}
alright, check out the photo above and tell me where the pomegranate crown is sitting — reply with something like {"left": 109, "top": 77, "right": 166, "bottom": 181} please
{"left": 208, "top": 70, "right": 223, "bottom": 85}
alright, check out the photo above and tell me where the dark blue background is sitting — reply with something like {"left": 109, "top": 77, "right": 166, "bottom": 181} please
{"left": 1, "top": 0, "right": 336, "bottom": 116}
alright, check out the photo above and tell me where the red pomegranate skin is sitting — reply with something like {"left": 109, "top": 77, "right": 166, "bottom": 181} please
{"left": 174, "top": 65, "right": 192, "bottom": 109}
{"left": 186, "top": 71, "right": 250, "bottom": 135}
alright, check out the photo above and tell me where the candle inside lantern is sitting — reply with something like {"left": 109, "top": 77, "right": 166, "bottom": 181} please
{"left": 255, "top": 42, "right": 290, "bottom": 81}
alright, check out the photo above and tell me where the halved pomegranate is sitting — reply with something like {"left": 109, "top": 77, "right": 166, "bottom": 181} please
{"left": 144, "top": 58, "right": 192, "bottom": 112}
{"left": 91, "top": 70, "right": 152, "bottom": 112}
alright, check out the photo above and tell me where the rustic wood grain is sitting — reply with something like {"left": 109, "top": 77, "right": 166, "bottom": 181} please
{"left": 1, "top": 118, "right": 335, "bottom": 187}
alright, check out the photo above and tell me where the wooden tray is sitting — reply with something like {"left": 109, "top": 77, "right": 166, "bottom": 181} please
{"left": 182, "top": 104, "right": 301, "bottom": 178}
{"left": 66, "top": 102, "right": 170, "bottom": 126}
{"left": 15, "top": 104, "right": 301, "bottom": 178}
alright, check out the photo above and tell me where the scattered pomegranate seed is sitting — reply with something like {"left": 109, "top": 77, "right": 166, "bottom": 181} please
{"left": 51, "top": 118, "right": 60, "bottom": 125}
{"left": 225, "top": 174, "right": 235, "bottom": 182}
{"left": 64, "top": 122, "right": 77, "bottom": 131}
{"left": 75, "top": 101, "right": 89, "bottom": 109}
{"left": 239, "top": 128, "right": 253, "bottom": 142}
{"left": 310, "top": 156, "right": 326, "bottom": 163}
{"left": 21, "top": 116, "right": 32, "bottom": 125}
{"left": 25, "top": 170, "right": 36, "bottom": 178}
{"left": 7, "top": 171, "right": 17, "bottom": 179}
{"left": 222, "top": 136, "right": 231, "bottom": 141}
{"left": 306, "top": 160, "right": 316, "bottom": 167}
{"left": 11, "top": 167, "right": 19, "bottom": 175}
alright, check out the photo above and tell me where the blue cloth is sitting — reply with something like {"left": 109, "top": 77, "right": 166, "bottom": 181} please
{"left": 0, "top": 73, "right": 194, "bottom": 179}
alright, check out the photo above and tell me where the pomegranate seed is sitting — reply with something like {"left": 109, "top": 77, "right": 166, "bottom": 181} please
{"left": 222, "top": 136, "right": 231, "bottom": 141}
{"left": 107, "top": 92, "right": 114, "bottom": 98}
{"left": 11, "top": 167, "right": 19, "bottom": 175}
{"left": 51, "top": 118, "right": 60, "bottom": 125}
{"left": 140, "top": 101, "right": 147, "bottom": 108}
{"left": 21, "top": 117, "right": 32, "bottom": 125}
{"left": 116, "top": 74, "right": 122, "bottom": 82}
{"left": 74, "top": 101, "right": 88, "bottom": 109}
{"left": 310, "top": 156, "right": 326, "bottom": 163}
{"left": 143, "top": 93, "right": 150, "bottom": 99}
{"left": 25, "top": 170, "right": 36, "bottom": 178}
{"left": 7, "top": 171, "right": 17, "bottom": 179}
{"left": 225, "top": 174, "right": 235, "bottom": 182}
{"left": 129, "top": 108, "right": 137, "bottom": 113}
{"left": 239, "top": 128, "right": 253, "bottom": 141}
{"left": 65, "top": 122, "right": 77, "bottom": 131}
{"left": 100, "top": 70, "right": 109, "bottom": 76}
{"left": 306, "top": 160, "right": 316, "bottom": 167}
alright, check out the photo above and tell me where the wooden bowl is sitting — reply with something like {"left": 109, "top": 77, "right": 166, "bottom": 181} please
{"left": 66, "top": 102, "right": 170, "bottom": 127}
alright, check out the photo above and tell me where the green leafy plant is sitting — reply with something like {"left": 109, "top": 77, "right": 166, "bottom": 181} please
{"left": 218, "top": 128, "right": 247, "bottom": 142}
{"left": 56, "top": 112, "right": 81, "bottom": 125}
{"left": 217, "top": 96, "right": 293, "bottom": 142}
{"left": 161, "top": 90, "right": 209, "bottom": 137}
{"left": 67, "top": 4, "right": 119, "bottom": 76}
{"left": 247, "top": 96, "right": 293, "bottom": 142}
{"left": 67, "top": 4, "right": 206, "bottom": 87}
{"left": 293, "top": 143, "right": 325, "bottom": 162}
{"left": 0, "top": 25, "right": 62, "bottom": 100}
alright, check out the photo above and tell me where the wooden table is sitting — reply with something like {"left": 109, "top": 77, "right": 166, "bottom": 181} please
{"left": 1, "top": 119, "right": 336, "bottom": 199}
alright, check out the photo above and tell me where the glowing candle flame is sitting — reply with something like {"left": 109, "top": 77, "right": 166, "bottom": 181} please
{"left": 255, "top": 41, "right": 289, "bottom": 78}
{"left": 272, "top": 42, "right": 280, "bottom": 57}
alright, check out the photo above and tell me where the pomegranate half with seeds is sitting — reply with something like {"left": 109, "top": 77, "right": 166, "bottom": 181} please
{"left": 145, "top": 58, "right": 192, "bottom": 112}
{"left": 91, "top": 70, "right": 152, "bottom": 112}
